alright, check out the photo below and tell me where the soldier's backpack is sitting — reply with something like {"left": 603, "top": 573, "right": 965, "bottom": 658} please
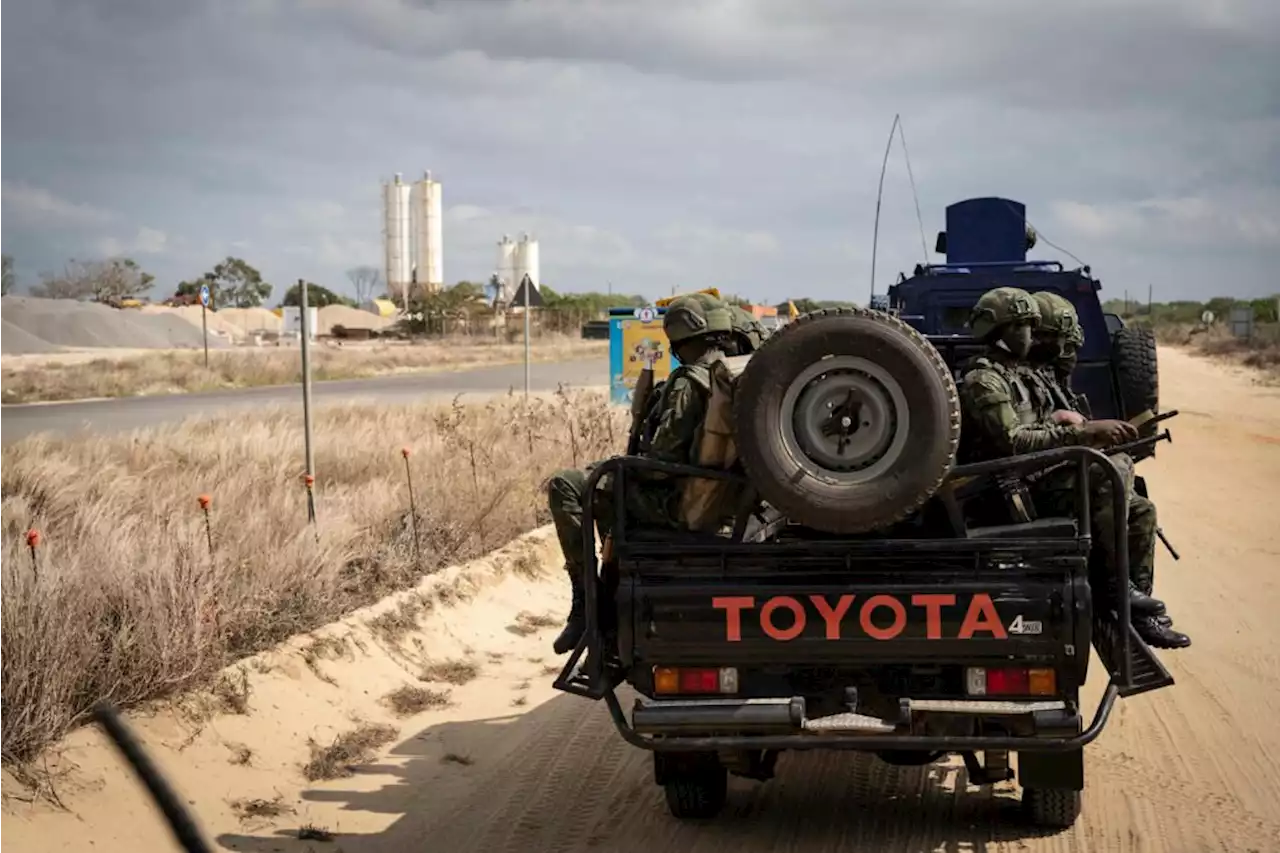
{"left": 678, "top": 354, "right": 751, "bottom": 532}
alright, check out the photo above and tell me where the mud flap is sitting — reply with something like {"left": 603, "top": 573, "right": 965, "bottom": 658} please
{"left": 1018, "top": 748, "right": 1084, "bottom": 791}
{"left": 653, "top": 749, "right": 722, "bottom": 785}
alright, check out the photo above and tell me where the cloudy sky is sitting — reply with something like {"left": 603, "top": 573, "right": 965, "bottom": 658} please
{"left": 3, "top": 0, "right": 1277, "bottom": 305}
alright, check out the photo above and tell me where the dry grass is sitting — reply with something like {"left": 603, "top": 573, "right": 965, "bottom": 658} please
{"left": 441, "top": 752, "right": 474, "bottom": 766}
{"left": 1, "top": 390, "right": 626, "bottom": 764}
{"left": 419, "top": 659, "right": 481, "bottom": 686}
{"left": 508, "top": 610, "right": 559, "bottom": 636}
{"left": 0, "top": 336, "right": 608, "bottom": 403}
{"left": 367, "top": 597, "right": 427, "bottom": 646}
{"left": 231, "top": 795, "right": 294, "bottom": 822}
{"left": 297, "top": 824, "right": 334, "bottom": 842}
{"left": 382, "top": 685, "right": 453, "bottom": 717}
{"left": 302, "top": 722, "right": 399, "bottom": 781}
{"left": 1154, "top": 322, "right": 1280, "bottom": 379}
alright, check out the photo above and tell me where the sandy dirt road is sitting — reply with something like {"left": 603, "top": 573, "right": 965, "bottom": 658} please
{"left": 5, "top": 347, "right": 1279, "bottom": 853}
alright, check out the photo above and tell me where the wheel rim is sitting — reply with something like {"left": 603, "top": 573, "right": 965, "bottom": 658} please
{"left": 779, "top": 355, "right": 911, "bottom": 485}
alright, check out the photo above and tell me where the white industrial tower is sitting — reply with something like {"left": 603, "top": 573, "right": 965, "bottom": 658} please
{"left": 411, "top": 171, "right": 443, "bottom": 296}
{"left": 382, "top": 170, "right": 443, "bottom": 309}
{"left": 382, "top": 174, "right": 413, "bottom": 308}
{"left": 514, "top": 232, "right": 540, "bottom": 295}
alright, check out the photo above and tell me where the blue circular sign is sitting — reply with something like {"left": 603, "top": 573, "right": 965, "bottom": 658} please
{"left": 198, "top": 284, "right": 211, "bottom": 307}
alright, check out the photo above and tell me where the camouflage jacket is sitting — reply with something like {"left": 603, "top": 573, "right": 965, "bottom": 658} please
{"left": 957, "top": 350, "right": 1088, "bottom": 463}
{"left": 1021, "top": 365, "right": 1092, "bottom": 419}
{"left": 645, "top": 355, "right": 718, "bottom": 470}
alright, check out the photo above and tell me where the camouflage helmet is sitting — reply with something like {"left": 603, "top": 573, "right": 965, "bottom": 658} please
{"left": 663, "top": 292, "right": 734, "bottom": 344}
{"left": 1032, "top": 291, "right": 1084, "bottom": 347}
{"left": 968, "top": 286, "right": 1041, "bottom": 340}
{"left": 729, "top": 305, "right": 769, "bottom": 353}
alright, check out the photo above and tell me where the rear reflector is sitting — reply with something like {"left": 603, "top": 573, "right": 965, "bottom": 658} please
{"left": 653, "top": 666, "right": 739, "bottom": 695}
{"left": 965, "top": 667, "right": 1057, "bottom": 697}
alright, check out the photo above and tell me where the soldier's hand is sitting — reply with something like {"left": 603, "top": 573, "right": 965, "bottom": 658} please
{"left": 1082, "top": 419, "right": 1139, "bottom": 447}
{"left": 1053, "top": 409, "right": 1086, "bottom": 426}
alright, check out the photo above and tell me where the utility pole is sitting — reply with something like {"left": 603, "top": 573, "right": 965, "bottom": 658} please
{"left": 298, "top": 279, "right": 316, "bottom": 522}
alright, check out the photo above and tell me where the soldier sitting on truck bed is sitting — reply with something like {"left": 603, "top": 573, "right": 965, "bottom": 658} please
{"left": 546, "top": 293, "right": 739, "bottom": 654}
{"left": 635, "top": 305, "right": 769, "bottom": 450}
{"left": 957, "top": 287, "right": 1189, "bottom": 649}
{"left": 1024, "top": 292, "right": 1191, "bottom": 649}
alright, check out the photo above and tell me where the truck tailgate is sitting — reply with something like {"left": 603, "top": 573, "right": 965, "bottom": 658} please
{"left": 619, "top": 561, "right": 1082, "bottom": 667}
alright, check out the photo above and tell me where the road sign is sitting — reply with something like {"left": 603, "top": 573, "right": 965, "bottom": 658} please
{"left": 198, "top": 284, "right": 211, "bottom": 308}
{"left": 511, "top": 274, "right": 543, "bottom": 308}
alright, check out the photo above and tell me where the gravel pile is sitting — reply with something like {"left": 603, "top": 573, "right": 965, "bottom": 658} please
{"left": 1, "top": 296, "right": 232, "bottom": 354}
{"left": 219, "top": 307, "right": 283, "bottom": 333}
{"left": 317, "top": 304, "right": 395, "bottom": 335}
{"left": 2, "top": 319, "right": 64, "bottom": 355}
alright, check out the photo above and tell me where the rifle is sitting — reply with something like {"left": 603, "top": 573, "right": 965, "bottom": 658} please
{"left": 1107, "top": 428, "right": 1172, "bottom": 458}
{"left": 625, "top": 364, "right": 656, "bottom": 456}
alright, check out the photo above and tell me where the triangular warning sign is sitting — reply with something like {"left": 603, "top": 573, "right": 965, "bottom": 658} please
{"left": 511, "top": 273, "right": 543, "bottom": 308}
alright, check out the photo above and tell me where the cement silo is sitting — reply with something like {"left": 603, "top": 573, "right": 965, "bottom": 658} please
{"left": 513, "top": 232, "right": 540, "bottom": 295}
{"left": 496, "top": 234, "right": 516, "bottom": 300}
{"left": 382, "top": 174, "right": 413, "bottom": 309}
{"left": 411, "top": 171, "right": 443, "bottom": 295}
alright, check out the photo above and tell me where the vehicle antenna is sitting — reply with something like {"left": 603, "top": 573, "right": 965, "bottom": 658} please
{"left": 870, "top": 114, "right": 930, "bottom": 306}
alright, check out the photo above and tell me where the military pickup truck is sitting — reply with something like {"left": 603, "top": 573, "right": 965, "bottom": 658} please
{"left": 555, "top": 306, "right": 1176, "bottom": 831}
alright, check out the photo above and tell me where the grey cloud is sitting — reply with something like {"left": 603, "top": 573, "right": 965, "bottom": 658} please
{"left": 2, "top": 0, "right": 1277, "bottom": 301}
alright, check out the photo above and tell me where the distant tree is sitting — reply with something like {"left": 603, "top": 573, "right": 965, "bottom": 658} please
{"left": 1250, "top": 297, "right": 1279, "bottom": 324}
{"left": 176, "top": 257, "right": 271, "bottom": 308}
{"left": 281, "top": 281, "right": 354, "bottom": 308}
{"left": 1, "top": 254, "right": 14, "bottom": 296}
{"left": 398, "top": 281, "right": 491, "bottom": 335}
{"left": 346, "top": 266, "right": 381, "bottom": 305}
{"left": 30, "top": 258, "right": 154, "bottom": 303}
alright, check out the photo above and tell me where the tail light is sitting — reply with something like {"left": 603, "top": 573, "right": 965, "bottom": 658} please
{"left": 653, "top": 666, "right": 739, "bottom": 695}
{"left": 965, "top": 666, "right": 1057, "bottom": 697}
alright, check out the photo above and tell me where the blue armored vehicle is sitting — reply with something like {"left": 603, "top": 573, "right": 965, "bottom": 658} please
{"left": 886, "top": 197, "right": 1158, "bottom": 424}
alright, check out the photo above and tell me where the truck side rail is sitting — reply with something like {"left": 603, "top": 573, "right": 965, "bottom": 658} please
{"left": 554, "top": 446, "right": 1154, "bottom": 748}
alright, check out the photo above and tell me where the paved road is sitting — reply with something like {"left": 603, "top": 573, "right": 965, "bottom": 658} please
{"left": 1, "top": 359, "right": 608, "bottom": 443}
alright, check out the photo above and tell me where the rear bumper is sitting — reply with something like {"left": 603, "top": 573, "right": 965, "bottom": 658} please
{"left": 620, "top": 687, "right": 1107, "bottom": 753}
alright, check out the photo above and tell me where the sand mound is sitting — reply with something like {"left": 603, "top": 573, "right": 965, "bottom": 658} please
{"left": 1, "top": 296, "right": 232, "bottom": 353}
{"left": 0, "top": 527, "right": 568, "bottom": 853}
{"left": 139, "top": 304, "right": 242, "bottom": 340}
{"left": 317, "top": 304, "right": 394, "bottom": 335}
{"left": 218, "top": 307, "right": 282, "bottom": 333}
{"left": 1, "top": 319, "right": 64, "bottom": 355}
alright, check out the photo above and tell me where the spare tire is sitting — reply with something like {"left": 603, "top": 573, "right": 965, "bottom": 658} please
{"left": 733, "top": 308, "right": 960, "bottom": 534}
{"left": 1112, "top": 326, "right": 1159, "bottom": 418}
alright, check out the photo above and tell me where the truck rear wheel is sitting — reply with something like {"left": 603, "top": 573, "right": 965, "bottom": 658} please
{"left": 1022, "top": 787, "right": 1082, "bottom": 829}
{"left": 733, "top": 307, "right": 960, "bottom": 534}
{"left": 662, "top": 766, "right": 728, "bottom": 819}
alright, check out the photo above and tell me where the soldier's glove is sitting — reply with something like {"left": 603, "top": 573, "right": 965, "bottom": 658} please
{"left": 1082, "top": 419, "right": 1139, "bottom": 448}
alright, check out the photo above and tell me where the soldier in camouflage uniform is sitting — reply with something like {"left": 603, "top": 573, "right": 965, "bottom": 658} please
{"left": 1026, "top": 291, "right": 1089, "bottom": 422}
{"left": 956, "top": 287, "right": 1135, "bottom": 459}
{"left": 957, "top": 287, "right": 1190, "bottom": 648}
{"left": 1023, "top": 292, "right": 1190, "bottom": 648}
{"left": 546, "top": 293, "right": 738, "bottom": 654}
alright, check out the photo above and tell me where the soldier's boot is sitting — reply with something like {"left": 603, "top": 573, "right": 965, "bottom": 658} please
{"left": 553, "top": 568, "right": 586, "bottom": 655}
{"left": 1134, "top": 615, "right": 1191, "bottom": 650}
{"left": 1128, "top": 584, "right": 1166, "bottom": 618}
